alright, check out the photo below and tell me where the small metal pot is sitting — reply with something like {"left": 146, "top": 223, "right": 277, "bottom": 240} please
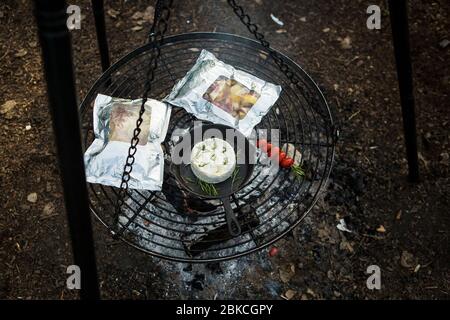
{"left": 171, "top": 123, "right": 256, "bottom": 236}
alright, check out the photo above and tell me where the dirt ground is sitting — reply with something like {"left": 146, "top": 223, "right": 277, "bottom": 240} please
{"left": 0, "top": 0, "right": 449, "bottom": 299}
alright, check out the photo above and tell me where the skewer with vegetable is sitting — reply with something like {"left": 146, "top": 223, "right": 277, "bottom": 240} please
{"left": 256, "top": 139, "right": 305, "bottom": 179}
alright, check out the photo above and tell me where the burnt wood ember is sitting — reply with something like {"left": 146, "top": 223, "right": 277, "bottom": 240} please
{"left": 161, "top": 168, "right": 217, "bottom": 214}
{"left": 187, "top": 273, "right": 205, "bottom": 291}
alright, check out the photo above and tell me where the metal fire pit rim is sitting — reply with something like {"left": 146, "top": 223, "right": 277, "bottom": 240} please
{"left": 80, "top": 31, "right": 336, "bottom": 262}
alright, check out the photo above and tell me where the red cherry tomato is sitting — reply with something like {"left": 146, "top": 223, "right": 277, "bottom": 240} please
{"left": 278, "top": 151, "right": 287, "bottom": 162}
{"left": 256, "top": 139, "right": 261, "bottom": 147}
{"left": 257, "top": 139, "right": 268, "bottom": 151}
{"left": 269, "top": 247, "right": 279, "bottom": 257}
{"left": 268, "top": 146, "right": 280, "bottom": 158}
{"left": 280, "top": 157, "right": 294, "bottom": 168}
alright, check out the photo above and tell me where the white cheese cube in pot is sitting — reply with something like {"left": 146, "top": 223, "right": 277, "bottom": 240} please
{"left": 190, "top": 138, "right": 236, "bottom": 184}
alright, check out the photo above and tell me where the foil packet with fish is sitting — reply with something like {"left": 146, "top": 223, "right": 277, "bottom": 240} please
{"left": 164, "top": 50, "right": 282, "bottom": 137}
{"left": 84, "top": 94, "right": 171, "bottom": 190}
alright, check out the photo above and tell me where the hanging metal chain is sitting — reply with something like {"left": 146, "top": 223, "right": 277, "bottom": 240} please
{"left": 227, "top": 0, "right": 316, "bottom": 106}
{"left": 227, "top": 0, "right": 337, "bottom": 141}
{"left": 113, "top": 0, "right": 173, "bottom": 235}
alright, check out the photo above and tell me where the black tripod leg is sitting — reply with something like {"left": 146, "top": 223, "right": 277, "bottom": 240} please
{"left": 91, "top": 0, "right": 110, "bottom": 71}
{"left": 388, "top": 0, "right": 420, "bottom": 182}
{"left": 34, "top": 0, "right": 100, "bottom": 300}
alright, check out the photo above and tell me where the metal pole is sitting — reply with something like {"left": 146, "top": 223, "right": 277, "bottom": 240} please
{"left": 34, "top": 0, "right": 100, "bottom": 299}
{"left": 91, "top": 0, "right": 110, "bottom": 71}
{"left": 388, "top": 0, "right": 420, "bottom": 182}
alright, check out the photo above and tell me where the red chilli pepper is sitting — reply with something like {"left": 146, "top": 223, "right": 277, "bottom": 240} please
{"left": 266, "top": 143, "right": 272, "bottom": 154}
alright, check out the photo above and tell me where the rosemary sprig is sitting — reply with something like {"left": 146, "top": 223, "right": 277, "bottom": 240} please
{"left": 198, "top": 179, "right": 219, "bottom": 196}
{"left": 291, "top": 164, "right": 305, "bottom": 180}
{"left": 184, "top": 176, "right": 195, "bottom": 184}
{"left": 231, "top": 166, "right": 241, "bottom": 186}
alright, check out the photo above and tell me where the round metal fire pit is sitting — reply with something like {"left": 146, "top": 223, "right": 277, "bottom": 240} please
{"left": 80, "top": 32, "right": 336, "bottom": 262}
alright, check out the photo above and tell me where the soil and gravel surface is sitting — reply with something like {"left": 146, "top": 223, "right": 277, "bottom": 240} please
{"left": 0, "top": 0, "right": 449, "bottom": 299}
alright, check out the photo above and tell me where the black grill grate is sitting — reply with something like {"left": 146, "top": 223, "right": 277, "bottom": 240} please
{"left": 80, "top": 32, "right": 336, "bottom": 262}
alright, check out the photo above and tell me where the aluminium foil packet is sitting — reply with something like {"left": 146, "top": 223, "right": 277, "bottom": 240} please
{"left": 164, "top": 50, "right": 282, "bottom": 137}
{"left": 84, "top": 94, "right": 171, "bottom": 190}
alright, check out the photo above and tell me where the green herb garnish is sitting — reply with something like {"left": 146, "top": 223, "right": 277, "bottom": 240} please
{"left": 231, "top": 166, "right": 241, "bottom": 187}
{"left": 184, "top": 176, "right": 195, "bottom": 184}
{"left": 198, "top": 179, "right": 218, "bottom": 196}
{"left": 292, "top": 164, "right": 305, "bottom": 180}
